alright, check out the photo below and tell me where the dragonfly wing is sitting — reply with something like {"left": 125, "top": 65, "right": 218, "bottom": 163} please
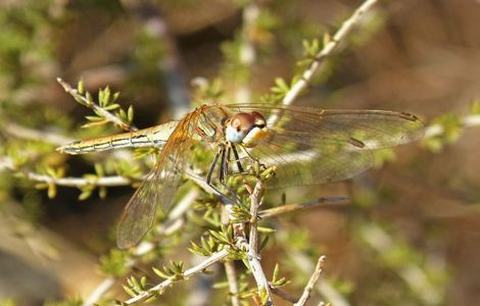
{"left": 224, "top": 104, "right": 424, "bottom": 188}
{"left": 116, "top": 163, "right": 178, "bottom": 249}
{"left": 225, "top": 104, "right": 425, "bottom": 149}
{"left": 116, "top": 111, "right": 199, "bottom": 249}
{"left": 248, "top": 132, "right": 374, "bottom": 188}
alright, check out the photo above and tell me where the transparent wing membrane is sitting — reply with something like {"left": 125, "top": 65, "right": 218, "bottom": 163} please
{"left": 116, "top": 111, "right": 200, "bottom": 249}
{"left": 250, "top": 134, "right": 375, "bottom": 188}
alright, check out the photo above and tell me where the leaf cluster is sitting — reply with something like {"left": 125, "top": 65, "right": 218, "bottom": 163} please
{"left": 63, "top": 79, "right": 135, "bottom": 131}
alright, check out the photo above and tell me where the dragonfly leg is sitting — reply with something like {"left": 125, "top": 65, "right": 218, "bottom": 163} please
{"left": 206, "top": 145, "right": 223, "bottom": 185}
{"left": 225, "top": 145, "right": 232, "bottom": 177}
{"left": 217, "top": 176, "right": 242, "bottom": 206}
{"left": 231, "top": 144, "right": 245, "bottom": 173}
{"left": 207, "top": 144, "right": 242, "bottom": 205}
{"left": 238, "top": 144, "right": 266, "bottom": 171}
{"left": 204, "top": 143, "right": 239, "bottom": 203}
{"left": 219, "top": 144, "right": 227, "bottom": 184}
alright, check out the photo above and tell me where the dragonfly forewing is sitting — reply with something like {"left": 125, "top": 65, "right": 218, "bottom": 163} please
{"left": 223, "top": 104, "right": 424, "bottom": 188}
{"left": 225, "top": 105, "right": 424, "bottom": 148}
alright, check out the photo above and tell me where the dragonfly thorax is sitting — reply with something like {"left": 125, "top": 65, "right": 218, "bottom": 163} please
{"left": 224, "top": 111, "right": 271, "bottom": 147}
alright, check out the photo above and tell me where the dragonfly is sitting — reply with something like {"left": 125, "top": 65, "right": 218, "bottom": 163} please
{"left": 58, "top": 103, "right": 424, "bottom": 249}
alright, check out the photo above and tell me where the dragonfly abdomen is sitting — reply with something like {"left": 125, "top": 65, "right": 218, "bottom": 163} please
{"left": 57, "top": 122, "right": 177, "bottom": 155}
{"left": 57, "top": 133, "right": 147, "bottom": 154}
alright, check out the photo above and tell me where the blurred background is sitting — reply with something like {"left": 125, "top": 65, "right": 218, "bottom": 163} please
{"left": 0, "top": 0, "right": 479, "bottom": 305}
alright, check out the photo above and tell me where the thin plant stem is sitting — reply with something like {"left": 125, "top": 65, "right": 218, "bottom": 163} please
{"left": 224, "top": 261, "right": 241, "bottom": 306}
{"left": 268, "top": 0, "right": 380, "bottom": 126}
{"left": 0, "top": 156, "right": 133, "bottom": 187}
{"left": 294, "top": 255, "right": 327, "bottom": 306}
{"left": 123, "top": 249, "right": 229, "bottom": 305}
{"left": 57, "top": 77, "right": 137, "bottom": 132}
{"left": 243, "top": 180, "right": 274, "bottom": 305}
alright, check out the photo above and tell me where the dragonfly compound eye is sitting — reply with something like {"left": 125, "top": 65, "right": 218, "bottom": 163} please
{"left": 251, "top": 111, "right": 267, "bottom": 128}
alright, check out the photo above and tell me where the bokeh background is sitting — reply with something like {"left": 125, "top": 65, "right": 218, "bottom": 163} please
{"left": 0, "top": 0, "right": 479, "bottom": 305}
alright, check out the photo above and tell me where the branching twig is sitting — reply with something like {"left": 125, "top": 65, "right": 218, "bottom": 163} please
{"left": 0, "top": 156, "right": 230, "bottom": 196}
{"left": 247, "top": 180, "right": 263, "bottom": 253}
{"left": 294, "top": 255, "right": 326, "bottom": 306}
{"left": 123, "top": 249, "right": 229, "bottom": 305}
{"left": 268, "top": 0, "right": 379, "bottom": 125}
{"left": 0, "top": 156, "right": 133, "bottom": 187}
{"left": 26, "top": 172, "right": 132, "bottom": 187}
{"left": 57, "top": 78, "right": 137, "bottom": 132}
{"left": 0, "top": 155, "right": 202, "bottom": 306}
{"left": 219, "top": 178, "right": 276, "bottom": 305}
{"left": 242, "top": 180, "right": 274, "bottom": 305}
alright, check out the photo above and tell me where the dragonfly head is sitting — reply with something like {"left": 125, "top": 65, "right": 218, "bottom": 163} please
{"left": 225, "top": 111, "right": 270, "bottom": 147}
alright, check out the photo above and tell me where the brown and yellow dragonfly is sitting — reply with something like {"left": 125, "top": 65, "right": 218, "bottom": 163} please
{"left": 58, "top": 104, "right": 424, "bottom": 248}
